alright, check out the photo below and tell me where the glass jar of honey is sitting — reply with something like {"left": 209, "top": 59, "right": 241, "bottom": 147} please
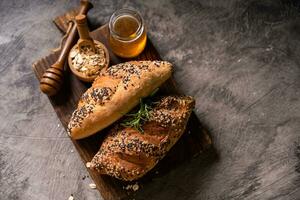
{"left": 109, "top": 8, "right": 147, "bottom": 58}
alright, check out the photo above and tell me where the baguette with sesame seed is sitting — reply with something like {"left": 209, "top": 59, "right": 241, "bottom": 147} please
{"left": 68, "top": 61, "right": 172, "bottom": 139}
{"left": 89, "top": 96, "right": 195, "bottom": 181}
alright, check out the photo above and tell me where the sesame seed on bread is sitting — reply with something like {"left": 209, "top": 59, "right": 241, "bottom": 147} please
{"left": 68, "top": 61, "right": 172, "bottom": 139}
{"left": 89, "top": 96, "right": 195, "bottom": 181}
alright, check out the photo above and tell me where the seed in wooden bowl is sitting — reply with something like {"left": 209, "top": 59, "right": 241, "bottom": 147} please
{"left": 70, "top": 43, "right": 107, "bottom": 77}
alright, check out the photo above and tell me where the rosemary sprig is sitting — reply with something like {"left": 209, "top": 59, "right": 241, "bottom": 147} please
{"left": 120, "top": 88, "right": 159, "bottom": 133}
{"left": 121, "top": 99, "right": 151, "bottom": 133}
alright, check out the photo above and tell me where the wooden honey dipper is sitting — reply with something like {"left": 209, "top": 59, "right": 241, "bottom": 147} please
{"left": 40, "top": 0, "right": 93, "bottom": 96}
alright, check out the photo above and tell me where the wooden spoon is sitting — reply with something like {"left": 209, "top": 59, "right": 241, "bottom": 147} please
{"left": 68, "top": 15, "right": 109, "bottom": 82}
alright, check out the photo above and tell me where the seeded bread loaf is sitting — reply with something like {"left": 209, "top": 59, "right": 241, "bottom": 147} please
{"left": 68, "top": 61, "right": 172, "bottom": 139}
{"left": 89, "top": 96, "right": 195, "bottom": 181}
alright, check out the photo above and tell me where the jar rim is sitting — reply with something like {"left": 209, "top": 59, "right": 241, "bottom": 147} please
{"left": 109, "top": 8, "right": 144, "bottom": 42}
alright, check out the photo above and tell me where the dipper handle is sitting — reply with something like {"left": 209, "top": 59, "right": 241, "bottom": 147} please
{"left": 40, "top": 0, "right": 93, "bottom": 96}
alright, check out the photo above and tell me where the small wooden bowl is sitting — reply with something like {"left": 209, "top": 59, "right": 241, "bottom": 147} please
{"left": 68, "top": 40, "right": 110, "bottom": 82}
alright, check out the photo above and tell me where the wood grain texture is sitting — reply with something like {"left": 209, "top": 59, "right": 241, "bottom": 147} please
{"left": 1, "top": 0, "right": 300, "bottom": 200}
{"left": 54, "top": 7, "right": 80, "bottom": 33}
{"left": 32, "top": 23, "right": 212, "bottom": 200}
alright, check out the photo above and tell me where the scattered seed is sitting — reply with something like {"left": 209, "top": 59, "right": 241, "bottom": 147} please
{"left": 89, "top": 183, "right": 96, "bottom": 189}
{"left": 132, "top": 183, "right": 139, "bottom": 191}
{"left": 123, "top": 183, "right": 139, "bottom": 191}
{"left": 86, "top": 162, "right": 91, "bottom": 168}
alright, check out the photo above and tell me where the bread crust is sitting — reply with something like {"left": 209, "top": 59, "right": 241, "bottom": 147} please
{"left": 68, "top": 61, "right": 172, "bottom": 139}
{"left": 89, "top": 96, "right": 195, "bottom": 181}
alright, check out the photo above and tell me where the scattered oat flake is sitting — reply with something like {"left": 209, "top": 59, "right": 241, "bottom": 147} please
{"left": 68, "top": 194, "right": 74, "bottom": 200}
{"left": 71, "top": 150, "right": 74, "bottom": 153}
{"left": 124, "top": 183, "right": 139, "bottom": 191}
{"left": 86, "top": 162, "right": 91, "bottom": 168}
{"left": 132, "top": 184, "right": 139, "bottom": 191}
{"left": 89, "top": 183, "right": 96, "bottom": 189}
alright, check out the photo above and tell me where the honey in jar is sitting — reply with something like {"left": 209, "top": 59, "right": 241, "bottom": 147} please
{"left": 109, "top": 9, "right": 147, "bottom": 58}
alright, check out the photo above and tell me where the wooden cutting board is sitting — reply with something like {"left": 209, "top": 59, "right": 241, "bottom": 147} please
{"left": 32, "top": 8, "right": 212, "bottom": 200}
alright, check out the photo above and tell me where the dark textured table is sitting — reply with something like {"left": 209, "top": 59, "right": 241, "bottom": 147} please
{"left": 0, "top": 0, "right": 300, "bottom": 199}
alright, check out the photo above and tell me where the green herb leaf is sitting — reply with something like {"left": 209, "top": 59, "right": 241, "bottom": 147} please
{"left": 120, "top": 88, "right": 160, "bottom": 133}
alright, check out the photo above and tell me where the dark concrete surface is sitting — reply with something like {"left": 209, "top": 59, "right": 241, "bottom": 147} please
{"left": 0, "top": 0, "right": 300, "bottom": 199}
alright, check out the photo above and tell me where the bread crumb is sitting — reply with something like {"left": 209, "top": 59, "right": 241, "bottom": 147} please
{"left": 86, "top": 162, "right": 91, "bottom": 168}
{"left": 68, "top": 194, "right": 74, "bottom": 200}
{"left": 89, "top": 183, "right": 96, "bottom": 189}
{"left": 71, "top": 150, "right": 74, "bottom": 153}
